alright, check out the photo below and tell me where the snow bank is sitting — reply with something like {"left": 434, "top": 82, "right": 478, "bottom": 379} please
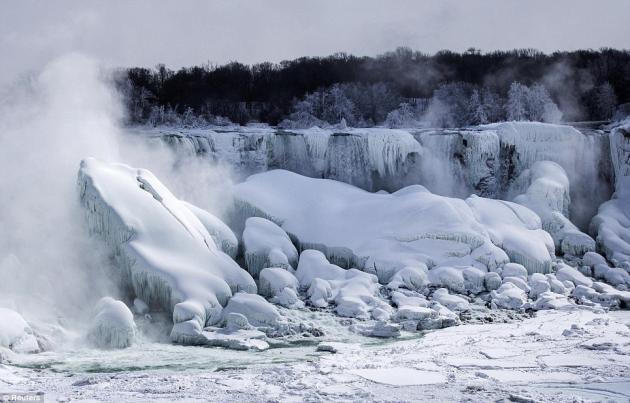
{"left": 0, "top": 308, "right": 39, "bottom": 354}
{"left": 78, "top": 158, "right": 256, "bottom": 344}
{"left": 243, "top": 217, "right": 298, "bottom": 277}
{"left": 233, "top": 170, "right": 529, "bottom": 283}
{"left": 88, "top": 297, "right": 136, "bottom": 349}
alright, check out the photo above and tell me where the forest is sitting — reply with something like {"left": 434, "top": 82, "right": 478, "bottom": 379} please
{"left": 117, "top": 47, "right": 630, "bottom": 127}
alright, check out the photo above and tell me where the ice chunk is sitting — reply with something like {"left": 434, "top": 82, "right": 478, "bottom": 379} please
{"left": 307, "top": 278, "right": 333, "bottom": 308}
{"left": 491, "top": 283, "right": 527, "bottom": 310}
{"left": 501, "top": 263, "right": 528, "bottom": 280}
{"left": 295, "top": 250, "right": 346, "bottom": 288}
{"left": 431, "top": 288, "right": 470, "bottom": 312}
{"left": 484, "top": 272, "right": 502, "bottom": 291}
{"left": 528, "top": 273, "right": 551, "bottom": 299}
{"left": 583, "top": 251, "right": 608, "bottom": 267}
{"left": 0, "top": 308, "right": 39, "bottom": 354}
{"left": 428, "top": 266, "right": 466, "bottom": 294}
{"left": 78, "top": 158, "right": 256, "bottom": 344}
{"left": 555, "top": 264, "right": 593, "bottom": 288}
{"left": 502, "top": 276, "right": 531, "bottom": 293}
{"left": 386, "top": 265, "right": 430, "bottom": 291}
{"left": 88, "top": 297, "right": 136, "bottom": 349}
{"left": 220, "top": 293, "right": 282, "bottom": 328}
{"left": 243, "top": 217, "right": 298, "bottom": 278}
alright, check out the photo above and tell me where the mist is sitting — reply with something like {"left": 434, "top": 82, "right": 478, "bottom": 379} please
{"left": 0, "top": 54, "right": 234, "bottom": 338}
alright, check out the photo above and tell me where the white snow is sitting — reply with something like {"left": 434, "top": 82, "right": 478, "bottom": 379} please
{"left": 78, "top": 158, "right": 256, "bottom": 344}
{"left": 349, "top": 367, "right": 447, "bottom": 386}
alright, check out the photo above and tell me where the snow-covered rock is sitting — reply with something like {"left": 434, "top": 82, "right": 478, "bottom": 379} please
{"left": 243, "top": 217, "right": 298, "bottom": 278}
{"left": 0, "top": 308, "right": 39, "bottom": 354}
{"left": 88, "top": 297, "right": 136, "bottom": 349}
{"left": 501, "top": 263, "right": 528, "bottom": 280}
{"left": 466, "top": 195, "right": 555, "bottom": 274}
{"left": 555, "top": 264, "right": 593, "bottom": 288}
{"left": 387, "top": 265, "right": 430, "bottom": 292}
{"left": 491, "top": 283, "right": 528, "bottom": 310}
{"left": 78, "top": 158, "right": 257, "bottom": 344}
{"left": 258, "top": 268, "right": 304, "bottom": 308}
{"left": 234, "top": 170, "right": 560, "bottom": 283}
{"left": 220, "top": 293, "right": 282, "bottom": 329}
{"left": 431, "top": 288, "right": 470, "bottom": 312}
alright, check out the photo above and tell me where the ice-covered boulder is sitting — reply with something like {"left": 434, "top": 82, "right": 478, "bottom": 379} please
{"left": 428, "top": 266, "right": 466, "bottom": 294}
{"left": 386, "top": 265, "right": 430, "bottom": 292}
{"left": 234, "top": 170, "right": 524, "bottom": 283}
{"left": 466, "top": 195, "right": 555, "bottom": 274}
{"left": 258, "top": 268, "right": 304, "bottom": 308}
{"left": 221, "top": 293, "right": 282, "bottom": 329}
{"left": 258, "top": 267, "right": 299, "bottom": 298}
{"left": 78, "top": 158, "right": 257, "bottom": 344}
{"left": 555, "top": 264, "right": 593, "bottom": 288}
{"left": 484, "top": 272, "right": 502, "bottom": 291}
{"left": 431, "top": 288, "right": 470, "bottom": 312}
{"left": 529, "top": 273, "right": 551, "bottom": 299}
{"left": 88, "top": 297, "right": 136, "bottom": 349}
{"left": 0, "top": 308, "right": 39, "bottom": 354}
{"left": 295, "top": 250, "right": 387, "bottom": 319}
{"left": 243, "top": 217, "right": 298, "bottom": 277}
{"left": 491, "top": 283, "right": 528, "bottom": 310}
{"left": 501, "top": 263, "right": 528, "bottom": 280}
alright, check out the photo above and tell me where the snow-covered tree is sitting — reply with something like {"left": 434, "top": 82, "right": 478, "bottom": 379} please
{"left": 506, "top": 82, "right": 529, "bottom": 121}
{"left": 468, "top": 89, "right": 488, "bottom": 125}
{"left": 594, "top": 82, "right": 617, "bottom": 120}
{"left": 384, "top": 103, "right": 417, "bottom": 128}
{"left": 481, "top": 86, "right": 505, "bottom": 122}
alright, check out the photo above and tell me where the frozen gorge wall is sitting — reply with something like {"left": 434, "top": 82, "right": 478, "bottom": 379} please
{"left": 136, "top": 122, "right": 613, "bottom": 229}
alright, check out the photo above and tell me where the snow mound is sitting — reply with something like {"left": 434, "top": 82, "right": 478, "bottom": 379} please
{"left": 233, "top": 170, "right": 556, "bottom": 282}
{"left": 220, "top": 293, "right": 283, "bottom": 329}
{"left": 88, "top": 297, "right": 136, "bottom": 349}
{"left": 243, "top": 217, "right": 298, "bottom": 277}
{"left": 78, "top": 158, "right": 256, "bottom": 344}
{"left": 0, "top": 308, "right": 39, "bottom": 354}
{"left": 259, "top": 268, "right": 304, "bottom": 308}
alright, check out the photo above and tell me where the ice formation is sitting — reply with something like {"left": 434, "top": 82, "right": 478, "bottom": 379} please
{"left": 88, "top": 297, "right": 136, "bottom": 349}
{"left": 234, "top": 170, "right": 557, "bottom": 282}
{"left": 0, "top": 308, "right": 40, "bottom": 354}
{"left": 511, "top": 161, "right": 595, "bottom": 257}
{"left": 77, "top": 158, "right": 256, "bottom": 344}
{"left": 242, "top": 217, "right": 298, "bottom": 277}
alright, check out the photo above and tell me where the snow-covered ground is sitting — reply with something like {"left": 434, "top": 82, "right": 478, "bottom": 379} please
{"left": 2, "top": 309, "right": 629, "bottom": 402}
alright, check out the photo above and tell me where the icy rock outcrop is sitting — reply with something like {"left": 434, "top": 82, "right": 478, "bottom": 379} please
{"left": 88, "top": 297, "right": 136, "bottom": 349}
{"left": 233, "top": 170, "right": 539, "bottom": 284}
{"left": 78, "top": 158, "right": 256, "bottom": 344}
{"left": 0, "top": 308, "right": 40, "bottom": 354}
{"left": 511, "top": 161, "right": 594, "bottom": 257}
{"left": 243, "top": 217, "right": 298, "bottom": 277}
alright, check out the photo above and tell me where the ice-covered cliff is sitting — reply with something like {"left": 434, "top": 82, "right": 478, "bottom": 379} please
{"left": 138, "top": 122, "right": 612, "bottom": 231}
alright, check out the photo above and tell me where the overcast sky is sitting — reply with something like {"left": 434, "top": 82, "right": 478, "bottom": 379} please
{"left": 1, "top": 0, "right": 629, "bottom": 81}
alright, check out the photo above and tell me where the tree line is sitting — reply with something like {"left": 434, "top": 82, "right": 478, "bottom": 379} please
{"left": 116, "top": 47, "right": 630, "bottom": 127}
